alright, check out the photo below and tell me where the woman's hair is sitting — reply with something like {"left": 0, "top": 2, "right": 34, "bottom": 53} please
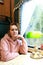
{"left": 8, "top": 22, "right": 20, "bottom": 34}
{"left": 8, "top": 22, "right": 17, "bottom": 30}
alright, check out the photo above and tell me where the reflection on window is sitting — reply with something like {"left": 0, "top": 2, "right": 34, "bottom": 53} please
{"left": 20, "top": 0, "right": 43, "bottom": 48}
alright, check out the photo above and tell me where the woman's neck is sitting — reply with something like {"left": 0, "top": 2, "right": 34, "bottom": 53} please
{"left": 11, "top": 36, "right": 17, "bottom": 41}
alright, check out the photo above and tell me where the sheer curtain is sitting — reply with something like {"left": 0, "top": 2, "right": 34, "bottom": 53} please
{"left": 20, "top": 0, "right": 43, "bottom": 36}
{"left": 20, "top": 0, "right": 36, "bottom": 36}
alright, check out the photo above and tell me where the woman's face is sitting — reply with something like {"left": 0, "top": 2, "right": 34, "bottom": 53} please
{"left": 9, "top": 25, "right": 18, "bottom": 39}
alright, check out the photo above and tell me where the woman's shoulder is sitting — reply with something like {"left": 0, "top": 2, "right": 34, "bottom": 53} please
{"left": 1, "top": 34, "right": 8, "bottom": 39}
{"left": 1, "top": 34, "right": 9, "bottom": 43}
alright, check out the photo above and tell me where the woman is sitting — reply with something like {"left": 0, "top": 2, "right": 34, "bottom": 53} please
{"left": 1, "top": 23, "right": 28, "bottom": 61}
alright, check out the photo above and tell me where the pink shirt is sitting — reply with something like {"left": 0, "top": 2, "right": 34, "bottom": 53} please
{"left": 1, "top": 34, "right": 28, "bottom": 61}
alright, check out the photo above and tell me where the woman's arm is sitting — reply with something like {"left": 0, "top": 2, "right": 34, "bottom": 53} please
{"left": 17, "top": 35, "right": 28, "bottom": 54}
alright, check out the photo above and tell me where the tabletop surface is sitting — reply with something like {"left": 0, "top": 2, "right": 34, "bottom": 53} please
{"left": 0, "top": 53, "right": 43, "bottom": 65}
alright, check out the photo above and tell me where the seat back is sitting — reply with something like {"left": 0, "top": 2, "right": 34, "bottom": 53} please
{"left": 0, "top": 16, "right": 10, "bottom": 39}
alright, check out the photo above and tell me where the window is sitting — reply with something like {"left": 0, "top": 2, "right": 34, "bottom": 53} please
{"left": 20, "top": 0, "right": 43, "bottom": 48}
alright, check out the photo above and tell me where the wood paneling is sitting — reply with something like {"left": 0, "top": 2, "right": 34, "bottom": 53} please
{"left": 0, "top": 4, "right": 4, "bottom": 15}
{"left": 11, "top": 0, "right": 14, "bottom": 22}
{"left": 4, "top": 0, "right": 10, "bottom": 16}
{"left": 0, "top": 0, "right": 10, "bottom": 16}
{"left": 0, "top": 0, "right": 14, "bottom": 21}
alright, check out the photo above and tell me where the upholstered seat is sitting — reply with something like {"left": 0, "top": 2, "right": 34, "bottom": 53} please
{"left": 0, "top": 16, "right": 10, "bottom": 61}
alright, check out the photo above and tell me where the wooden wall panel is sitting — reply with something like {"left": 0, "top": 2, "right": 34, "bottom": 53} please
{"left": 0, "top": 4, "right": 2, "bottom": 15}
{"left": 0, "top": 0, "right": 15, "bottom": 21}
{"left": 0, "top": 4, "right": 4, "bottom": 15}
{"left": 0, "top": 0, "right": 10, "bottom": 17}
{"left": 11, "top": 0, "right": 14, "bottom": 22}
{"left": 4, "top": 0, "right": 10, "bottom": 16}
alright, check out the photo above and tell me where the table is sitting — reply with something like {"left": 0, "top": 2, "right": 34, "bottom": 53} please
{"left": 0, "top": 53, "right": 43, "bottom": 65}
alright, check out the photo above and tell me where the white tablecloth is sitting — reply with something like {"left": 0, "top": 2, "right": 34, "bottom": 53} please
{"left": 0, "top": 53, "right": 43, "bottom": 65}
